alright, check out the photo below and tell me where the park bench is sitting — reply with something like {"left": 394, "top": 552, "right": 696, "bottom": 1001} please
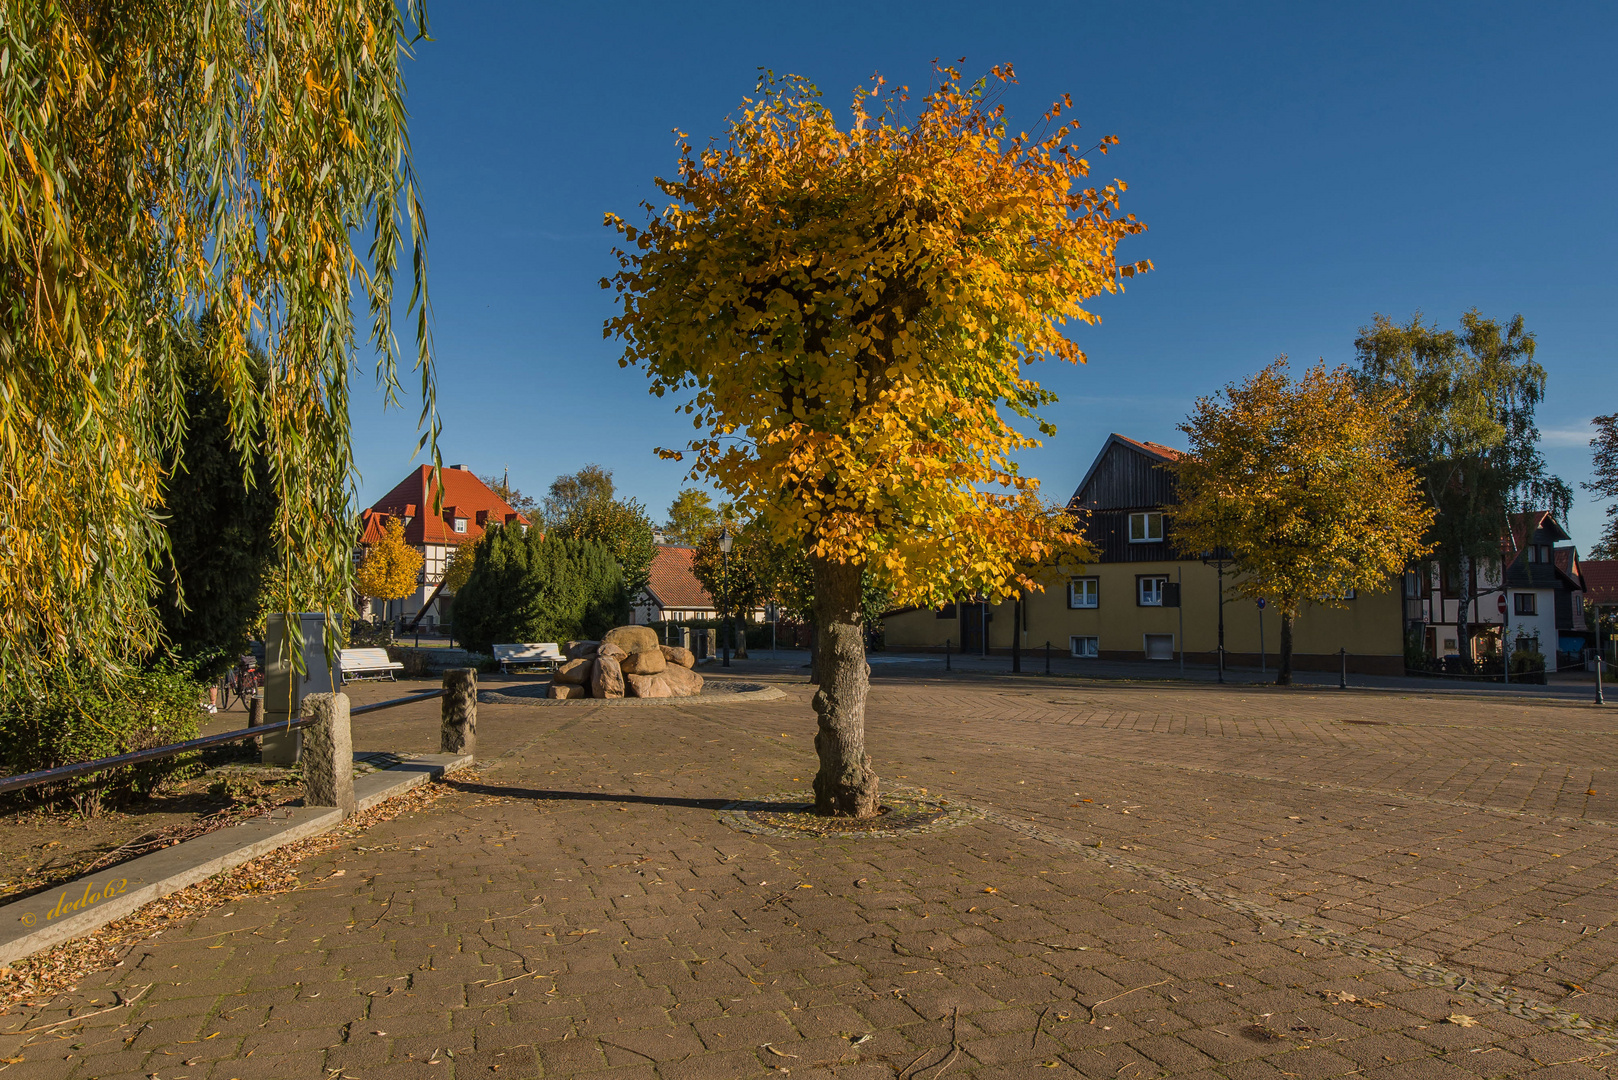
{"left": 339, "top": 647, "right": 404, "bottom": 682}
{"left": 493, "top": 643, "right": 563, "bottom": 674}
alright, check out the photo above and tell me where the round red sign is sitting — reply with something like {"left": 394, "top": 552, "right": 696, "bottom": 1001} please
{"left": 1497, "top": 593, "right": 1508, "bottom": 614}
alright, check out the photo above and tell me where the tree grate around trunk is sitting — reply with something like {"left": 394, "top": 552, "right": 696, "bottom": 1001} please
{"left": 718, "top": 791, "right": 972, "bottom": 839}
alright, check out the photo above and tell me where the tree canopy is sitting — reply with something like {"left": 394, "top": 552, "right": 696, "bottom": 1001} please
{"left": 606, "top": 65, "right": 1141, "bottom": 814}
{"left": 1355, "top": 310, "right": 1567, "bottom": 657}
{"left": 356, "top": 519, "right": 423, "bottom": 607}
{"left": 452, "top": 528, "right": 628, "bottom": 653}
{"left": 606, "top": 66, "right": 1136, "bottom": 609}
{"left": 0, "top": 0, "right": 436, "bottom": 688}
{"left": 664, "top": 489, "right": 720, "bottom": 546}
{"left": 1588, "top": 413, "right": 1618, "bottom": 560}
{"left": 1172, "top": 360, "right": 1434, "bottom": 684}
{"left": 481, "top": 472, "right": 541, "bottom": 517}
{"left": 543, "top": 464, "right": 616, "bottom": 525}
{"left": 152, "top": 327, "right": 279, "bottom": 681}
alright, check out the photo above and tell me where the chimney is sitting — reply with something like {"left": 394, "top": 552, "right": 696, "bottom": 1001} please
{"left": 450, "top": 463, "right": 470, "bottom": 471}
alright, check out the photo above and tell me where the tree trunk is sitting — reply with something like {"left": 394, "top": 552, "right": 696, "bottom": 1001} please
{"left": 1456, "top": 553, "right": 1472, "bottom": 665}
{"left": 1277, "top": 611, "right": 1295, "bottom": 686}
{"left": 808, "top": 617, "right": 821, "bottom": 684}
{"left": 810, "top": 554, "right": 879, "bottom": 817}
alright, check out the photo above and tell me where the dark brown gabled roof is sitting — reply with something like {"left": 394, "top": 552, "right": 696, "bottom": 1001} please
{"left": 1067, "top": 433, "right": 1184, "bottom": 510}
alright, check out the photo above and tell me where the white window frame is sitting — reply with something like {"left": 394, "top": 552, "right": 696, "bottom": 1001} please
{"left": 1068, "top": 577, "right": 1099, "bottom": 609}
{"left": 1128, "top": 512, "right": 1164, "bottom": 543}
{"left": 1138, "top": 576, "right": 1167, "bottom": 607}
{"left": 1070, "top": 636, "right": 1099, "bottom": 658}
{"left": 453, "top": 518, "right": 468, "bottom": 534}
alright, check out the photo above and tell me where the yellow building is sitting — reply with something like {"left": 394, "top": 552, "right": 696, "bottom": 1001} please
{"left": 884, "top": 434, "right": 1406, "bottom": 675}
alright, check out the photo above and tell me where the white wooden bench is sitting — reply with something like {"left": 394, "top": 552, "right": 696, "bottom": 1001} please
{"left": 339, "top": 647, "right": 404, "bottom": 681}
{"left": 493, "top": 643, "right": 563, "bottom": 674}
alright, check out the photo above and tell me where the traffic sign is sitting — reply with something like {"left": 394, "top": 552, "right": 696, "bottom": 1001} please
{"left": 1498, "top": 593, "right": 1507, "bottom": 615}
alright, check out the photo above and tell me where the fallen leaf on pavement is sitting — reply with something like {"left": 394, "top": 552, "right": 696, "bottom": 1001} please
{"left": 1446, "top": 1014, "right": 1479, "bottom": 1027}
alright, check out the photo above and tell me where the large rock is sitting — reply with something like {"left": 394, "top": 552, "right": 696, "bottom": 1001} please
{"left": 660, "top": 645, "right": 696, "bottom": 669}
{"left": 553, "top": 658, "right": 593, "bottom": 685}
{"left": 620, "top": 648, "right": 667, "bottom": 675}
{"left": 660, "top": 663, "right": 704, "bottom": 696}
{"left": 597, "top": 642, "right": 627, "bottom": 662}
{"left": 625, "top": 672, "right": 674, "bottom": 698}
{"left": 565, "top": 640, "right": 600, "bottom": 660}
{"left": 591, "top": 655, "right": 625, "bottom": 699}
{"left": 550, "top": 682, "right": 588, "bottom": 700}
{"left": 602, "top": 625, "right": 660, "bottom": 656}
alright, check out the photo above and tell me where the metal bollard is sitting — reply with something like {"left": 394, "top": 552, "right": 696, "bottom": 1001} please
{"left": 300, "top": 692, "right": 355, "bottom": 817}
{"left": 1045, "top": 641, "right": 1051, "bottom": 676}
{"left": 945, "top": 639, "right": 951, "bottom": 672}
{"left": 1339, "top": 647, "right": 1348, "bottom": 690}
{"left": 441, "top": 668, "right": 477, "bottom": 756}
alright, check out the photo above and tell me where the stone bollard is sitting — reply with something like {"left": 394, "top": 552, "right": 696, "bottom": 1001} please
{"left": 705, "top": 627, "right": 718, "bottom": 660}
{"left": 300, "top": 692, "right": 355, "bottom": 817}
{"left": 441, "top": 668, "right": 477, "bottom": 756}
{"left": 679, "top": 626, "right": 692, "bottom": 654}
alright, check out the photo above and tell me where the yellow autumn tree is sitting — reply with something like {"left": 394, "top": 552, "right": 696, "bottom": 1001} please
{"left": 1171, "top": 360, "right": 1434, "bottom": 685}
{"left": 356, "top": 519, "right": 423, "bottom": 615}
{"left": 605, "top": 66, "right": 1147, "bottom": 815}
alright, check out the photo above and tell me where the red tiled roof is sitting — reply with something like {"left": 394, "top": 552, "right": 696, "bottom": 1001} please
{"left": 359, "top": 465, "right": 530, "bottom": 547}
{"left": 643, "top": 546, "right": 714, "bottom": 610}
{"left": 1583, "top": 560, "right": 1618, "bottom": 606}
{"left": 1112, "top": 434, "right": 1183, "bottom": 462}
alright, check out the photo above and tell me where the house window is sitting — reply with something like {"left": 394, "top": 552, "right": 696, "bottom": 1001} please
{"left": 453, "top": 518, "right": 468, "bottom": 533}
{"left": 1070, "top": 636, "right": 1099, "bottom": 658}
{"left": 1514, "top": 593, "right": 1537, "bottom": 616}
{"left": 1128, "top": 512, "right": 1164, "bottom": 543}
{"left": 1068, "top": 578, "right": 1099, "bottom": 609}
{"left": 1137, "top": 576, "right": 1167, "bottom": 606}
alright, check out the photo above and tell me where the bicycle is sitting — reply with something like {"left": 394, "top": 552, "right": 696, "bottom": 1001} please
{"left": 220, "top": 655, "right": 264, "bottom": 711}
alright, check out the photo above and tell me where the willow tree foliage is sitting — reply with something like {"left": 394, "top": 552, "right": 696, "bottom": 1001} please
{"left": 606, "top": 66, "right": 1142, "bottom": 815}
{"left": 0, "top": 0, "right": 437, "bottom": 687}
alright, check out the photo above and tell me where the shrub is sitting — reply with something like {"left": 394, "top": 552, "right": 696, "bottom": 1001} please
{"left": 452, "top": 528, "right": 628, "bottom": 653}
{"left": 0, "top": 661, "right": 207, "bottom": 812}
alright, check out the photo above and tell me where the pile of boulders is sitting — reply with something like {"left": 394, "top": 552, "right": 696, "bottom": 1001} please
{"left": 550, "top": 625, "right": 703, "bottom": 699}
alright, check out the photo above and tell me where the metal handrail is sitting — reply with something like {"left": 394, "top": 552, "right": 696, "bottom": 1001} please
{"left": 0, "top": 687, "right": 447, "bottom": 797}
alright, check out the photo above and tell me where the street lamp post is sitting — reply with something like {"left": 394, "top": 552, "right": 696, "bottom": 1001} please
{"left": 719, "top": 527, "right": 733, "bottom": 668}
{"left": 1201, "top": 550, "right": 1232, "bottom": 684}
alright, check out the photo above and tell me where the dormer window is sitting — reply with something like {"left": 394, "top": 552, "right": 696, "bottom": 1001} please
{"left": 1128, "top": 512, "right": 1164, "bottom": 543}
{"left": 454, "top": 518, "right": 467, "bottom": 534}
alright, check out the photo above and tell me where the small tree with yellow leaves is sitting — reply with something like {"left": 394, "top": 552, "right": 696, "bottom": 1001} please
{"left": 356, "top": 519, "right": 423, "bottom": 620}
{"left": 1171, "top": 361, "right": 1434, "bottom": 685}
{"left": 606, "top": 66, "right": 1144, "bottom": 815}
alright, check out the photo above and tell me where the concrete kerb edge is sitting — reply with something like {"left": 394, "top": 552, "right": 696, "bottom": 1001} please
{"left": 0, "top": 752, "right": 473, "bottom": 967}
{"left": 478, "top": 684, "right": 787, "bottom": 707}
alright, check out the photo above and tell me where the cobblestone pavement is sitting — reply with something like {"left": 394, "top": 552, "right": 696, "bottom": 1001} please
{"left": 4, "top": 669, "right": 1617, "bottom": 1080}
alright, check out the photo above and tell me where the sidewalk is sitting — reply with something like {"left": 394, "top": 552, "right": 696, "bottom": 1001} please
{"left": 2, "top": 673, "right": 1614, "bottom": 1078}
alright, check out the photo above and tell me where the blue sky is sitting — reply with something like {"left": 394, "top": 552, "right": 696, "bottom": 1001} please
{"left": 351, "top": 0, "right": 1616, "bottom": 551}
